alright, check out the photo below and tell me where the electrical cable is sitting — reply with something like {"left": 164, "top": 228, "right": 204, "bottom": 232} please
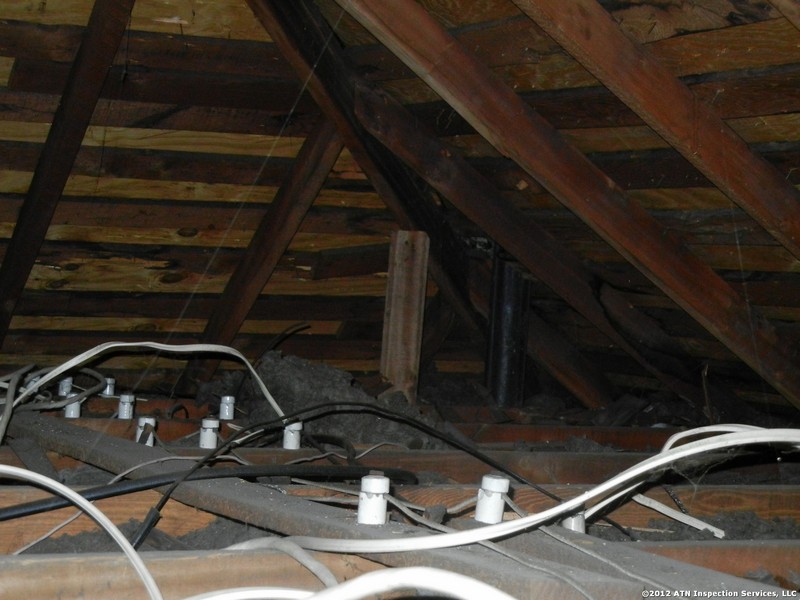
{"left": 17, "top": 367, "right": 107, "bottom": 411}
{"left": 283, "top": 477, "right": 595, "bottom": 599}
{"left": 179, "top": 567, "right": 520, "bottom": 600}
{"left": 8, "top": 341, "right": 285, "bottom": 414}
{"left": 129, "top": 397, "right": 633, "bottom": 549}
{"left": 383, "top": 495, "right": 597, "bottom": 600}
{"left": 631, "top": 493, "right": 725, "bottom": 538}
{"left": 0, "top": 365, "right": 33, "bottom": 444}
{"left": 538, "top": 525, "right": 667, "bottom": 591}
{"left": 281, "top": 429, "right": 800, "bottom": 553}
{"left": 13, "top": 455, "right": 248, "bottom": 555}
{"left": 302, "top": 566, "right": 519, "bottom": 600}
{"left": 583, "top": 425, "right": 770, "bottom": 521}
{"left": 0, "top": 464, "right": 163, "bottom": 600}
{"left": 224, "top": 537, "right": 339, "bottom": 588}
{"left": 0, "top": 464, "right": 418, "bottom": 523}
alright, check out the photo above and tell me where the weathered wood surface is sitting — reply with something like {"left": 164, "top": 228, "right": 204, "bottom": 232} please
{"left": 335, "top": 0, "right": 800, "bottom": 409}
{"left": 0, "top": 550, "right": 382, "bottom": 600}
{"left": 0, "top": 0, "right": 136, "bottom": 346}
{"left": 380, "top": 231, "right": 430, "bottom": 403}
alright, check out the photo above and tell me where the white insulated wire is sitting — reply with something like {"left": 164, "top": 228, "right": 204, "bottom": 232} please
{"left": 584, "top": 424, "right": 780, "bottom": 521}
{"left": 8, "top": 341, "right": 284, "bottom": 417}
{"left": 631, "top": 493, "right": 725, "bottom": 538}
{"left": 288, "top": 429, "right": 800, "bottom": 553}
{"left": 661, "top": 424, "right": 763, "bottom": 451}
{"left": 306, "top": 567, "right": 519, "bottom": 600}
{"left": 181, "top": 567, "right": 519, "bottom": 600}
{"left": 0, "top": 464, "right": 163, "bottom": 600}
{"left": 180, "top": 589, "right": 313, "bottom": 600}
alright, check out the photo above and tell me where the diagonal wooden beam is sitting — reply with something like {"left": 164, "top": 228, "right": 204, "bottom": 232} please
{"left": 0, "top": 0, "right": 135, "bottom": 346}
{"left": 181, "top": 117, "right": 343, "bottom": 386}
{"left": 332, "top": 0, "right": 800, "bottom": 410}
{"left": 247, "top": 0, "right": 483, "bottom": 333}
{"left": 511, "top": 0, "right": 800, "bottom": 262}
{"left": 770, "top": 0, "right": 800, "bottom": 31}
{"left": 354, "top": 82, "right": 747, "bottom": 413}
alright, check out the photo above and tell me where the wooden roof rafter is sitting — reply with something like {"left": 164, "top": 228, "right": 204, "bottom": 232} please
{"left": 353, "top": 83, "right": 763, "bottom": 417}
{"left": 510, "top": 0, "right": 800, "bottom": 263}
{"left": 0, "top": 0, "right": 136, "bottom": 347}
{"left": 180, "top": 117, "right": 344, "bottom": 388}
{"left": 332, "top": 0, "right": 800, "bottom": 410}
{"left": 246, "top": 0, "right": 485, "bottom": 339}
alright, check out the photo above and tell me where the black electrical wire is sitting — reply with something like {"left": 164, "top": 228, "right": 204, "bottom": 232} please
{"left": 0, "top": 464, "right": 418, "bottom": 522}
{"left": 131, "top": 400, "right": 634, "bottom": 547}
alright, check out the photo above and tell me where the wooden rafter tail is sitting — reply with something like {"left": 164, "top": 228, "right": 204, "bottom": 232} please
{"left": 333, "top": 0, "right": 800, "bottom": 411}
{"left": 247, "top": 0, "right": 484, "bottom": 335}
{"left": 182, "top": 117, "right": 343, "bottom": 387}
{"left": 0, "top": 0, "right": 136, "bottom": 347}
{"left": 510, "top": 0, "right": 800, "bottom": 263}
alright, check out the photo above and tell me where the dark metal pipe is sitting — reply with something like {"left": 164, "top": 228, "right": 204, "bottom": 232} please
{"left": 486, "top": 254, "right": 530, "bottom": 407}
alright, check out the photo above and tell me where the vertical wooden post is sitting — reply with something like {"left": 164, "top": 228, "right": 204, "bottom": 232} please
{"left": 380, "top": 231, "right": 430, "bottom": 403}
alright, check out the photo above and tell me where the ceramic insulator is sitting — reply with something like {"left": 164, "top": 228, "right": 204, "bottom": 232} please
{"left": 357, "top": 474, "right": 390, "bottom": 525}
{"left": 136, "top": 417, "right": 156, "bottom": 446}
{"left": 282, "top": 421, "right": 303, "bottom": 450}
{"left": 219, "top": 395, "right": 235, "bottom": 420}
{"left": 475, "top": 474, "right": 510, "bottom": 524}
{"left": 117, "top": 393, "right": 135, "bottom": 420}
{"left": 199, "top": 418, "right": 220, "bottom": 449}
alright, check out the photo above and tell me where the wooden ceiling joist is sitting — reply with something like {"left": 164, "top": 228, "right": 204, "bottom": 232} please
{"left": 511, "top": 0, "right": 800, "bottom": 263}
{"left": 333, "top": 0, "right": 800, "bottom": 409}
{"left": 0, "top": 0, "right": 136, "bottom": 347}
{"left": 182, "top": 117, "right": 343, "bottom": 386}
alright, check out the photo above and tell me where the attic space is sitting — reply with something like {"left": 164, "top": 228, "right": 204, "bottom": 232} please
{"left": 0, "top": 0, "right": 799, "bottom": 598}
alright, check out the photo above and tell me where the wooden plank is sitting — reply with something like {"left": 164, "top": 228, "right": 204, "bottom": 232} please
{"left": 637, "top": 540, "right": 800, "bottom": 587}
{"left": 0, "top": 121, "right": 308, "bottom": 157}
{"left": 449, "top": 113, "right": 800, "bottom": 155}
{"left": 374, "top": 18, "right": 800, "bottom": 104}
{"left": 380, "top": 231, "right": 430, "bottom": 403}
{"left": 512, "top": 0, "right": 800, "bottom": 265}
{"left": 9, "top": 316, "right": 340, "bottom": 336}
{"left": 13, "top": 291, "right": 387, "bottom": 321}
{"left": 23, "top": 257, "right": 389, "bottom": 296}
{"left": 0, "top": 0, "right": 136, "bottom": 351}
{"left": 413, "top": 64, "right": 800, "bottom": 136}
{"left": 0, "top": 20, "right": 287, "bottom": 77}
{"left": 771, "top": 0, "right": 800, "bottom": 31}
{"left": 0, "top": 487, "right": 216, "bottom": 554}
{"left": 0, "top": 88, "right": 320, "bottom": 136}
{"left": 0, "top": 549, "right": 383, "bottom": 599}
{"left": 334, "top": 0, "right": 800, "bottom": 411}
{"left": 0, "top": 170, "right": 382, "bottom": 207}
{"left": 0, "top": 0, "right": 270, "bottom": 41}
{"left": 8, "top": 59, "right": 316, "bottom": 113}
